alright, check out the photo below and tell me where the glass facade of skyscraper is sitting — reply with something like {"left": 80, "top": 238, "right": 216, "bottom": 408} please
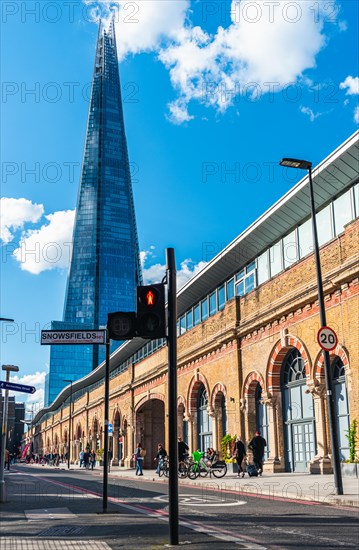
{"left": 45, "top": 21, "right": 142, "bottom": 406}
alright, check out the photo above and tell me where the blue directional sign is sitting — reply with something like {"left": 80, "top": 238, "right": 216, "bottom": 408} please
{"left": 0, "top": 381, "right": 36, "bottom": 394}
{"left": 108, "top": 423, "right": 113, "bottom": 434}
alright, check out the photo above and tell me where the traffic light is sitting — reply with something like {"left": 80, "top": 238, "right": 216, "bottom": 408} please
{"left": 107, "top": 311, "right": 137, "bottom": 340}
{"left": 136, "top": 284, "right": 166, "bottom": 339}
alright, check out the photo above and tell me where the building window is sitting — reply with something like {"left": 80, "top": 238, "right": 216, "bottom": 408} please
{"left": 209, "top": 291, "right": 217, "bottom": 316}
{"left": 201, "top": 298, "right": 209, "bottom": 321}
{"left": 235, "top": 261, "right": 256, "bottom": 296}
{"left": 227, "top": 278, "right": 235, "bottom": 299}
{"left": 333, "top": 190, "right": 354, "bottom": 235}
{"left": 283, "top": 229, "right": 299, "bottom": 269}
{"left": 193, "top": 304, "right": 200, "bottom": 326}
{"left": 269, "top": 241, "right": 282, "bottom": 277}
{"left": 316, "top": 204, "right": 334, "bottom": 246}
{"left": 218, "top": 285, "right": 225, "bottom": 310}
{"left": 298, "top": 218, "right": 313, "bottom": 259}
{"left": 257, "top": 251, "right": 269, "bottom": 285}
{"left": 180, "top": 315, "right": 186, "bottom": 335}
{"left": 186, "top": 310, "right": 193, "bottom": 330}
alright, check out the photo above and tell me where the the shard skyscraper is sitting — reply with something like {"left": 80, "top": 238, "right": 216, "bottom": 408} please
{"left": 45, "top": 20, "right": 142, "bottom": 406}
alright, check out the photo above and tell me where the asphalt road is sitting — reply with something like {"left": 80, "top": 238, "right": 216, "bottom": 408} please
{"left": 1, "top": 465, "right": 358, "bottom": 549}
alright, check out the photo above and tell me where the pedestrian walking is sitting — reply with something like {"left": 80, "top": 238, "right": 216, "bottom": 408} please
{"left": 4, "top": 449, "right": 10, "bottom": 471}
{"left": 90, "top": 450, "right": 96, "bottom": 470}
{"left": 84, "top": 450, "right": 90, "bottom": 469}
{"left": 249, "top": 430, "right": 267, "bottom": 475}
{"left": 79, "top": 450, "right": 85, "bottom": 468}
{"left": 135, "top": 442, "right": 144, "bottom": 475}
{"left": 233, "top": 436, "right": 246, "bottom": 477}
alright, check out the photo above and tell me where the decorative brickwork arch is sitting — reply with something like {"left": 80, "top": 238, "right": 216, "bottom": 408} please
{"left": 135, "top": 393, "right": 165, "bottom": 413}
{"left": 75, "top": 423, "right": 82, "bottom": 440}
{"left": 242, "top": 372, "right": 265, "bottom": 399}
{"left": 113, "top": 409, "right": 121, "bottom": 430}
{"left": 313, "top": 344, "right": 350, "bottom": 382}
{"left": 211, "top": 383, "right": 227, "bottom": 410}
{"left": 187, "top": 373, "right": 210, "bottom": 412}
{"left": 267, "top": 336, "right": 311, "bottom": 393}
{"left": 177, "top": 395, "right": 186, "bottom": 409}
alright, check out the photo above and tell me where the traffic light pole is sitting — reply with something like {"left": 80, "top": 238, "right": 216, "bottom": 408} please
{"left": 103, "top": 332, "right": 110, "bottom": 512}
{"left": 166, "top": 248, "right": 179, "bottom": 545}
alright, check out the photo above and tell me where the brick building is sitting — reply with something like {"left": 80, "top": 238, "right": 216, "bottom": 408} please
{"left": 28, "top": 132, "right": 359, "bottom": 474}
{"left": 0, "top": 396, "right": 25, "bottom": 456}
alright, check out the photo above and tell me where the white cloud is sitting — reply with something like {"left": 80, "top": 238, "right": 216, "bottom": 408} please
{"left": 340, "top": 75, "right": 359, "bottom": 95}
{"left": 0, "top": 198, "right": 44, "bottom": 244}
{"left": 300, "top": 105, "right": 324, "bottom": 122}
{"left": 10, "top": 371, "right": 46, "bottom": 411}
{"left": 86, "top": 0, "right": 189, "bottom": 59}
{"left": 13, "top": 210, "right": 75, "bottom": 275}
{"left": 87, "top": 0, "right": 341, "bottom": 123}
{"left": 159, "top": 0, "right": 341, "bottom": 122}
{"left": 141, "top": 246, "right": 207, "bottom": 289}
{"left": 354, "top": 106, "right": 359, "bottom": 124}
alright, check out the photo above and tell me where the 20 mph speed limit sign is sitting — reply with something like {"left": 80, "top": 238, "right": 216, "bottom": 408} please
{"left": 317, "top": 326, "right": 338, "bottom": 352}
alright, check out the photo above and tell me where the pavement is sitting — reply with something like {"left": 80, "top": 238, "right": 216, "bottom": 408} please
{"left": 17, "top": 461, "right": 359, "bottom": 508}
{"left": 1, "top": 463, "right": 358, "bottom": 549}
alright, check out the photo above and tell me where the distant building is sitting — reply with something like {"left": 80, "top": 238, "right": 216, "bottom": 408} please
{"left": 31, "top": 132, "right": 359, "bottom": 474}
{"left": 45, "top": 20, "right": 142, "bottom": 406}
{"left": 0, "top": 396, "right": 25, "bottom": 456}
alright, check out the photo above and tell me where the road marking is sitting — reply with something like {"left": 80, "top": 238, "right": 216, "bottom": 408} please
{"left": 1, "top": 540, "right": 110, "bottom": 550}
{"left": 154, "top": 494, "right": 247, "bottom": 507}
{"left": 25, "top": 507, "right": 77, "bottom": 521}
{"left": 18, "top": 471, "right": 268, "bottom": 549}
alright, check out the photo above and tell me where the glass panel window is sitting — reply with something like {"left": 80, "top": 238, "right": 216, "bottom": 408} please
{"left": 209, "top": 291, "right": 217, "bottom": 316}
{"left": 354, "top": 183, "right": 359, "bottom": 217}
{"left": 247, "top": 260, "right": 256, "bottom": 273}
{"left": 186, "top": 310, "right": 193, "bottom": 330}
{"left": 235, "top": 279, "right": 245, "bottom": 296}
{"left": 236, "top": 268, "right": 245, "bottom": 281}
{"left": 194, "top": 304, "right": 200, "bottom": 326}
{"left": 316, "top": 204, "right": 333, "bottom": 246}
{"left": 333, "top": 191, "right": 353, "bottom": 235}
{"left": 283, "top": 229, "right": 299, "bottom": 269}
{"left": 227, "top": 278, "right": 234, "bottom": 299}
{"left": 201, "top": 298, "right": 208, "bottom": 321}
{"left": 218, "top": 285, "right": 225, "bottom": 310}
{"left": 257, "top": 251, "right": 269, "bottom": 285}
{"left": 269, "top": 241, "right": 282, "bottom": 277}
{"left": 298, "top": 218, "right": 313, "bottom": 258}
{"left": 180, "top": 315, "right": 186, "bottom": 335}
{"left": 245, "top": 272, "right": 255, "bottom": 293}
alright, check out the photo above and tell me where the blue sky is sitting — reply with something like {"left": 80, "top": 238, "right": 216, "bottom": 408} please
{"left": 1, "top": 0, "right": 358, "bottom": 411}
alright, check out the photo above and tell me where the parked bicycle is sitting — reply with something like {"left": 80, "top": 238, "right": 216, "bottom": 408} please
{"left": 157, "top": 456, "right": 169, "bottom": 477}
{"left": 187, "top": 450, "right": 227, "bottom": 479}
{"left": 178, "top": 453, "right": 193, "bottom": 479}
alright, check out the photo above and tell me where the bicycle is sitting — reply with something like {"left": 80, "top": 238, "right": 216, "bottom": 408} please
{"left": 187, "top": 450, "right": 227, "bottom": 479}
{"left": 178, "top": 453, "right": 193, "bottom": 479}
{"left": 157, "top": 456, "right": 169, "bottom": 477}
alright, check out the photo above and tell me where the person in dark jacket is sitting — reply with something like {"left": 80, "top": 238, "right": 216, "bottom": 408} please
{"left": 249, "top": 431, "right": 267, "bottom": 475}
{"left": 154, "top": 443, "right": 167, "bottom": 474}
{"left": 233, "top": 436, "right": 246, "bottom": 477}
{"left": 178, "top": 437, "right": 189, "bottom": 462}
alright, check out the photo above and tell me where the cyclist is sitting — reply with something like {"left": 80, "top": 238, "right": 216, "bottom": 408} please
{"left": 154, "top": 443, "right": 167, "bottom": 474}
{"left": 178, "top": 437, "right": 189, "bottom": 463}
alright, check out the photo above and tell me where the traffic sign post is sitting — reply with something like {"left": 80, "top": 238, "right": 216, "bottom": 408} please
{"left": 317, "top": 326, "right": 338, "bottom": 352}
{"left": 41, "top": 330, "right": 106, "bottom": 345}
{"left": 0, "top": 381, "right": 36, "bottom": 394}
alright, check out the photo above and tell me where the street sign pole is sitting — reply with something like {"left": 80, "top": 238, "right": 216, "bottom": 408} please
{"left": 1, "top": 365, "right": 19, "bottom": 503}
{"left": 166, "top": 248, "right": 179, "bottom": 545}
{"left": 103, "top": 331, "right": 110, "bottom": 513}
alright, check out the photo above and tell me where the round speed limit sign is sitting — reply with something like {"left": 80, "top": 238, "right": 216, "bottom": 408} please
{"left": 317, "top": 326, "right": 338, "bottom": 352}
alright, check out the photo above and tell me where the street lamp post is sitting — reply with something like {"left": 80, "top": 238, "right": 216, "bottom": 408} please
{"left": 0, "top": 364, "right": 19, "bottom": 502}
{"left": 279, "top": 157, "right": 343, "bottom": 495}
{"left": 63, "top": 380, "right": 73, "bottom": 470}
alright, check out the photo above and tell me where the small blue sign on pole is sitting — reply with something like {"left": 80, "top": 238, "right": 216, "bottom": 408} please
{"left": 108, "top": 423, "right": 113, "bottom": 434}
{"left": 0, "top": 381, "right": 36, "bottom": 394}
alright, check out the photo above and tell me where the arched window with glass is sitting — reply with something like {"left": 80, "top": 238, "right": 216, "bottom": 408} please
{"left": 282, "top": 349, "right": 316, "bottom": 472}
{"left": 255, "top": 384, "right": 269, "bottom": 459}
{"left": 332, "top": 357, "right": 350, "bottom": 460}
{"left": 197, "top": 385, "right": 212, "bottom": 451}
